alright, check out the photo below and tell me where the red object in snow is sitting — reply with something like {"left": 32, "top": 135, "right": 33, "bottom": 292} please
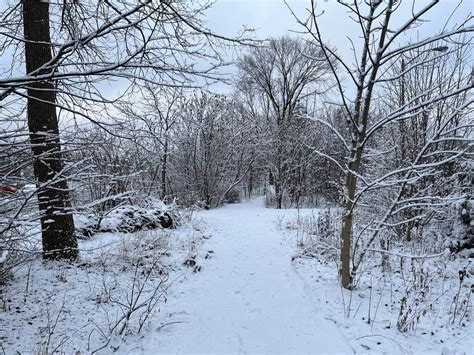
{"left": 0, "top": 185, "right": 18, "bottom": 193}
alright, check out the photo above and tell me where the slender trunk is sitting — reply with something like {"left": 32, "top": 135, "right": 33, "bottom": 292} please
{"left": 340, "top": 1, "right": 394, "bottom": 289}
{"left": 340, "top": 154, "right": 361, "bottom": 289}
{"left": 247, "top": 170, "right": 253, "bottom": 198}
{"left": 399, "top": 59, "right": 407, "bottom": 165}
{"left": 276, "top": 141, "right": 284, "bottom": 210}
{"left": 23, "top": 0, "right": 78, "bottom": 260}
{"left": 160, "top": 138, "right": 168, "bottom": 200}
{"left": 275, "top": 179, "right": 283, "bottom": 209}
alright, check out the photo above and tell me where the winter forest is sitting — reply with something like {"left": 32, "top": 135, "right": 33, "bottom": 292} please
{"left": 0, "top": 0, "right": 473, "bottom": 353}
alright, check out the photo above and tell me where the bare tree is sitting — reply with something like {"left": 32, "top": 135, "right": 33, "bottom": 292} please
{"left": 22, "top": 0, "right": 77, "bottom": 259}
{"left": 237, "top": 36, "right": 331, "bottom": 208}
{"left": 292, "top": 0, "right": 473, "bottom": 288}
{"left": 117, "top": 86, "right": 184, "bottom": 200}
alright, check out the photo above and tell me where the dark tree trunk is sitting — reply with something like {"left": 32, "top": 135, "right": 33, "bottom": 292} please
{"left": 23, "top": 0, "right": 78, "bottom": 260}
{"left": 160, "top": 138, "right": 168, "bottom": 200}
{"left": 275, "top": 180, "right": 283, "bottom": 209}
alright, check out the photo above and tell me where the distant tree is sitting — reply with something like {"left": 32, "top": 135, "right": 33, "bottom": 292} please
{"left": 117, "top": 86, "right": 184, "bottom": 200}
{"left": 237, "top": 36, "right": 331, "bottom": 208}
{"left": 173, "top": 92, "right": 257, "bottom": 208}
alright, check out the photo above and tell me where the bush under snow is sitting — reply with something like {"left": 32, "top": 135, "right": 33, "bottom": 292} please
{"left": 75, "top": 200, "right": 178, "bottom": 238}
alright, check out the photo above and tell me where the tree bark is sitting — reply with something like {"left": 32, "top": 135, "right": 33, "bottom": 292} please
{"left": 160, "top": 138, "right": 168, "bottom": 200}
{"left": 340, "top": 157, "right": 360, "bottom": 289}
{"left": 23, "top": 0, "right": 78, "bottom": 260}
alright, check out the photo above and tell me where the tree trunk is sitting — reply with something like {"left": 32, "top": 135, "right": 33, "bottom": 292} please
{"left": 23, "top": 0, "right": 78, "bottom": 260}
{"left": 275, "top": 180, "right": 283, "bottom": 209}
{"left": 340, "top": 149, "right": 362, "bottom": 289}
{"left": 160, "top": 138, "right": 168, "bottom": 200}
{"left": 247, "top": 170, "right": 253, "bottom": 198}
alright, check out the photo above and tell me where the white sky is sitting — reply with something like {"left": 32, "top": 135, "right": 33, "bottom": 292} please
{"left": 205, "top": 0, "right": 473, "bottom": 93}
{"left": 206, "top": 0, "right": 472, "bottom": 43}
{"left": 0, "top": 1, "right": 471, "bottom": 101}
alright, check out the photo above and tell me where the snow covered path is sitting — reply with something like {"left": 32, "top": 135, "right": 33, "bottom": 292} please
{"left": 137, "top": 198, "right": 353, "bottom": 354}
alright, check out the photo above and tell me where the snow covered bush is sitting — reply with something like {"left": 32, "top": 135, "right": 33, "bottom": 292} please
{"left": 75, "top": 199, "right": 178, "bottom": 238}
{"left": 448, "top": 197, "right": 474, "bottom": 256}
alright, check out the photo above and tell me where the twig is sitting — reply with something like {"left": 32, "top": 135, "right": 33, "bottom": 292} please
{"left": 366, "top": 248, "right": 445, "bottom": 260}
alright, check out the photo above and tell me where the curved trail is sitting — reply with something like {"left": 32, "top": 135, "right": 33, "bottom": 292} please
{"left": 140, "top": 198, "right": 352, "bottom": 354}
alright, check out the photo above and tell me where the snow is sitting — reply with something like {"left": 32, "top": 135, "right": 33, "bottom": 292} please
{"left": 0, "top": 249, "right": 8, "bottom": 264}
{"left": 1, "top": 198, "right": 472, "bottom": 354}
{"left": 125, "top": 197, "right": 473, "bottom": 354}
{"left": 133, "top": 197, "right": 352, "bottom": 354}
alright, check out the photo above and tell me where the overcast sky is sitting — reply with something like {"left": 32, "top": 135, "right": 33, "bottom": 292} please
{"left": 1, "top": 1, "right": 471, "bottom": 100}
{"left": 206, "top": 0, "right": 472, "bottom": 44}
{"left": 205, "top": 0, "right": 472, "bottom": 92}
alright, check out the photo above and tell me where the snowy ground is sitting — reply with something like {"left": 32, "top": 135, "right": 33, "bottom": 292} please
{"left": 127, "top": 197, "right": 473, "bottom": 354}
{"left": 0, "top": 219, "right": 206, "bottom": 353}
{"left": 130, "top": 197, "right": 352, "bottom": 354}
{"left": 1, "top": 198, "right": 472, "bottom": 354}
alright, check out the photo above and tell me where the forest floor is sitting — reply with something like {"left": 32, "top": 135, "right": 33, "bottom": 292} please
{"left": 1, "top": 198, "right": 472, "bottom": 354}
